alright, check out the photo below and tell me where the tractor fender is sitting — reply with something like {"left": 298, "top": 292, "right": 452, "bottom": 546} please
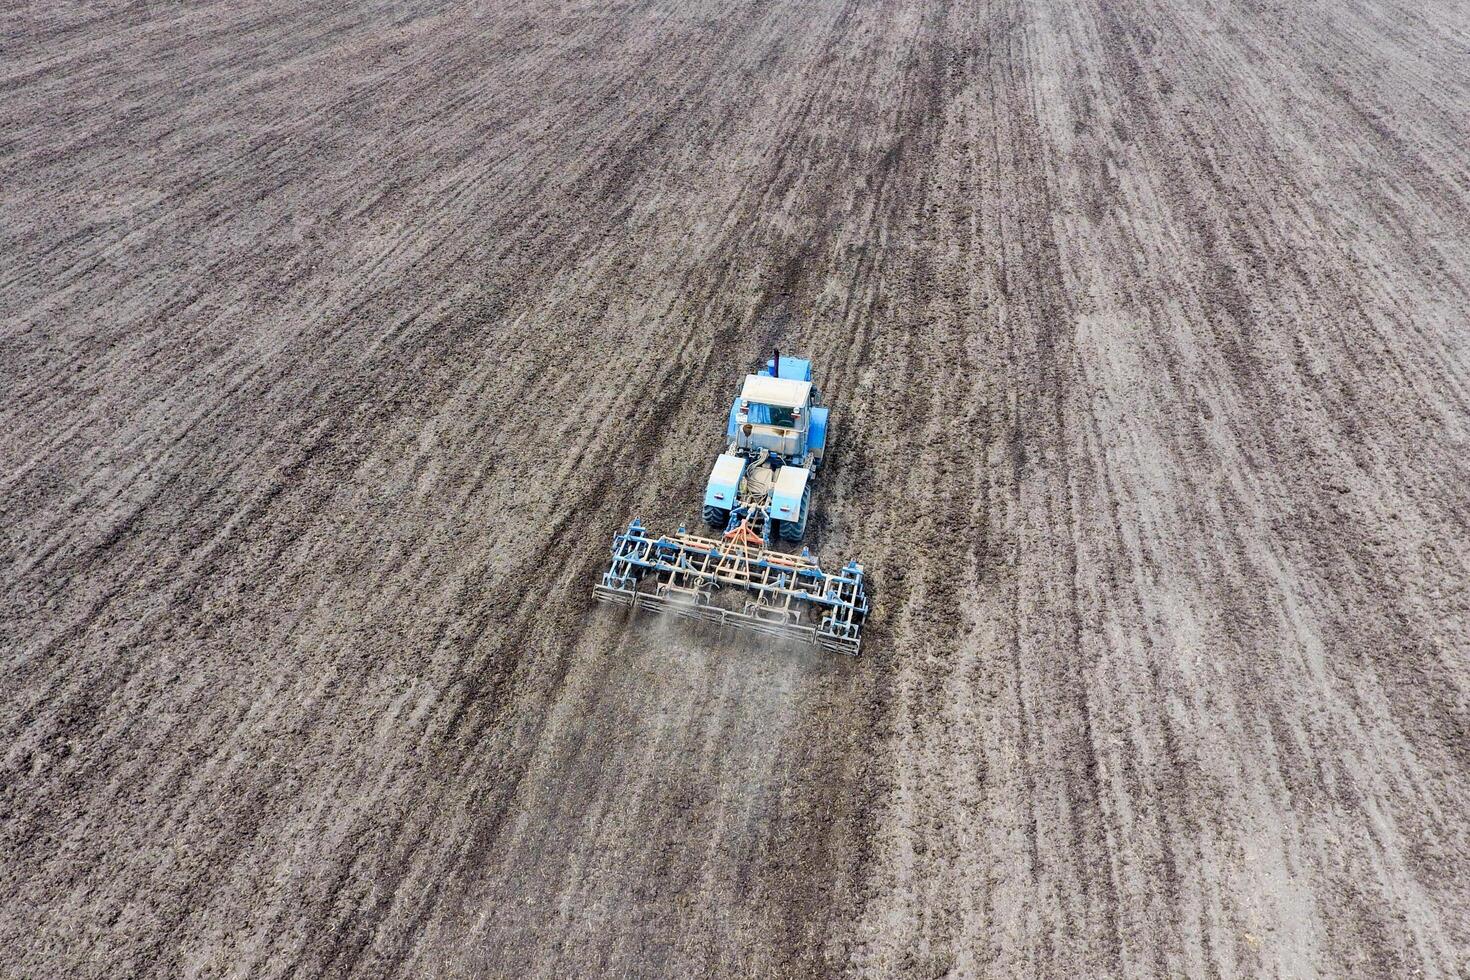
{"left": 771, "top": 465, "right": 811, "bottom": 523}
{"left": 704, "top": 453, "right": 745, "bottom": 511}
{"left": 806, "top": 406, "right": 830, "bottom": 464}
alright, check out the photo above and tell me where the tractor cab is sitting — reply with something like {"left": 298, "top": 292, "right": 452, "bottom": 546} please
{"left": 734, "top": 374, "right": 811, "bottom": 458}
{"left": 727, "top": 355, "right": 828, "bottom": 464}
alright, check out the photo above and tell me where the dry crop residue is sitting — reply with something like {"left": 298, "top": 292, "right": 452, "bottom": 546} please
{"left": 2, "top": 0, "right": 1467, "bottom": 976}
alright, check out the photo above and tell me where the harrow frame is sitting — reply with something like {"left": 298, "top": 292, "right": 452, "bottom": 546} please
{"left": 594, "top": 519, "right": 868, "bottom": 655}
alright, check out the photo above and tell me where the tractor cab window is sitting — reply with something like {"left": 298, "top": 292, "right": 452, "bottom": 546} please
{"left": 748, "top": 403, "right": 797, "bottom": 428}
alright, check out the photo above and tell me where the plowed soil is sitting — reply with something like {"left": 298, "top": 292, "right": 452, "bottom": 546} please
{"left": 3, "top": 0, "right": 1468, "bottom": 976}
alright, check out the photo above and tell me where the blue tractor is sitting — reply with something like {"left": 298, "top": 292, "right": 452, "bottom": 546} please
{"left": 701, "top": 352, "right": 827, "bottom": 544}
{"left": 595, "top": 352, "right": 869, "bottom": 655}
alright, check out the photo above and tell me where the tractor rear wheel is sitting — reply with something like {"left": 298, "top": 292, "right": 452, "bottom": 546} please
{"left": 703, "top": 505, "right": 730, "bottom": 531}
{"left": 778, "top": 485, "right": 812, "bottom": 542}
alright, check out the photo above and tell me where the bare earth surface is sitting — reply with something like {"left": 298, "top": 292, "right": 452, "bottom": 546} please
{"left": 3, "top": 0, "right": 1468, "bottom": 976}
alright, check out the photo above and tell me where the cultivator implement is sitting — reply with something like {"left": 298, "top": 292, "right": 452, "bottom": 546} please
{"left": 594, "top": 519, "right": 868, "bottom": 655}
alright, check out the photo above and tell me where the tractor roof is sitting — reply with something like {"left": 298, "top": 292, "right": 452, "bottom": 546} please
{"left": 741, "top": 374, "right": 811, "bottom": 408}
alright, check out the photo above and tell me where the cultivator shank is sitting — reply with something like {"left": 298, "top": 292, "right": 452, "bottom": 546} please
{"left": 594, "top": 519, "right": 868, "bottom": 655}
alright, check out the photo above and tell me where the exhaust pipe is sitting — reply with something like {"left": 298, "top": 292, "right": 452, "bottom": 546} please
{"left": 773, "top": 348, "right": 780, "bottom": 378}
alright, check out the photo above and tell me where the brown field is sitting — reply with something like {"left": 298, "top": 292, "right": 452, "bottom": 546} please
{"left": 2, "top": 0, "right": 1468, "bottom": 976}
